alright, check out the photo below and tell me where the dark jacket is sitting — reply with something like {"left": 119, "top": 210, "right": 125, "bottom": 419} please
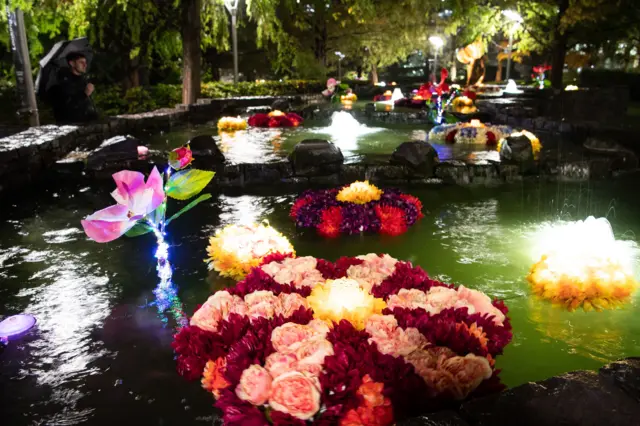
{"left": 49, "top": 68, "right": 98, "bottom": 124}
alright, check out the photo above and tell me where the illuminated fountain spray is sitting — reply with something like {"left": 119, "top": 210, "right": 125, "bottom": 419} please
{"left": 528, "top": 216, "right": 639, "bottom": 311}
{"left": 324, "top": 111, "right": 383, "bottom": 149}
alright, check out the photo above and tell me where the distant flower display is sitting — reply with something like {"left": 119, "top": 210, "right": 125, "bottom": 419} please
{"left": 429, "top": 121, "right": 512, "bottom": 146}
{"left": 173, "top": 253, "right": 513, "bottom": 425}
{"left": 217, "top": 117, "right": 248, "bottom": 132}
{"left": 206, "top": 223, "right": 295, "bottom": 280}
{"left": 450, "top": 96, "right": 477, "bottom": 115}
{"left": 290, "top": 182, "right": 424, "bottom": 237}
{"left": 248, "top": 111, "right": 304, "bottom": 128}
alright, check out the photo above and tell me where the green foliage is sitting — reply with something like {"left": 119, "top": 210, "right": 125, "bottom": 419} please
{"left": 165, "top": 169, "right": 215, "bottom": 200}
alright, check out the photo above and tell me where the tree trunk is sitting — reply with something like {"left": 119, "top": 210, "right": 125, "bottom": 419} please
{"left": 496, "top": 60, "right": 503, "bottom": 82}
{"left": 550, "top": 0, "right": 570, "bottom": 89}
{"left": 356, "top": 66, "right": 363, "bottom": 79}
{"left": 370, "top": 62, "right": 378, "bottom": 85}
{"left": 181, "top": 0, "right": 201, "bottom": 105}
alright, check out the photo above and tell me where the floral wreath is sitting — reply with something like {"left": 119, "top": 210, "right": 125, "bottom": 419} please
{"left": 173, "top": 252, "right": 512, "bottom": 425}
{"left": 249, "top": 110, "right": 304, "bottom": 128}
{"left": 428, "top": 121, "right": 512, "bottom": 146}
{"left": 290, "top": 181, "right": 424, "bottom": 238}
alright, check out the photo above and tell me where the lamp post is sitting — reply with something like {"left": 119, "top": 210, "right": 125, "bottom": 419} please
{"left": 501, "top": 9, "right": 522, "bottom": 82}
{"left": 224, "top": 0, "right": 239, "bottom": 83}
{"left": 335, "top": 51, "right": 345, "bottom": 80}
{"left": 428, "top": 36, "right": 444, "bottom": 79}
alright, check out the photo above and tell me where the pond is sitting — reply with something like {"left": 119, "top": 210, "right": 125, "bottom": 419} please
{"left": 144, "top": 110, "right": 500, "bottom": 164}
{"left": 2, "top": 176, "right": 640, "bottom": 424}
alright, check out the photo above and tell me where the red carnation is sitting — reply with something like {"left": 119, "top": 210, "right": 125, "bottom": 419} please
{"left": 290, "top": 196, "right": 312, "bottom": 219}
{"left": 260, "top": 251, "right": 295, "bottom": 266}
{"left": 399, "top": 194, "right": 424, "bottom": 219}
{"left": 374, "top": 205, "right": 408, "bottom": 236}
{"left": 445, "top": 129, "right": 458, "bottom": 143}
{"left": 286, "top": 112, "right": 304, "bottom": 126}
{"left": 318, "top": 206, "right": 343, "bottom": 238}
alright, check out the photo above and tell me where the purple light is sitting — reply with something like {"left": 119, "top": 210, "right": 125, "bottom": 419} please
{"left": 0, "top": 314, "right": 37, "bottom": 340}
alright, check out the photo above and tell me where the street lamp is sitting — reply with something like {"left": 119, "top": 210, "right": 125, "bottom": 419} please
{"left": 335, "top": 51, "right": 345, "bottom": 79}
{"left": 224, "top": 0, "right": 240, "bottom": 83}
{"left": 428, "top": 36, "right": 444, "bottom": 79}
{"left": 501, "top": 9, "right": 523, "bottom": 82}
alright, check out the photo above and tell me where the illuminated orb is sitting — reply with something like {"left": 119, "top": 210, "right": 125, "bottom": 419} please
{"left": 528, "top": 216, "right": 638, "bottom": 311}
{"left": 498, "top": 130, "right": 542, "bottom": 159}
{"left": 0, "top": 314, "right": 37, "bottom": 340}
{"left": 217, "top": 116, "right": 248, "bottom": 132}
{"left": 450, "top": 96, "right": 477, "bottom": 114}
{"left": 206, "top": 223, "right": 295, "bottom": 280}
{"left": 336, "top": 180, "right": 383, "bottom": 204}
{"left": 306, "top": 278, "right": 386, "bottom": 330}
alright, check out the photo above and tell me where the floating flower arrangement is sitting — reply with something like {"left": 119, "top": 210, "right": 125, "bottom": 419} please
{"left": 528, "top": 216, "right": 638, "bottom": 312}
{"left": 428, "top": 120, "right": 512, "bottom": 145}
{"left": 173, "top": 253, "right": 512, "bottom": 425}
{"left": 450, "top": 96, "right": 477, "bottom": 115}
{"left": 248, "top": 111, "right": 304, "bottom": 128}
{"left": 218, "top": 117, "right": 248, "bottom": 132}
{"left": 206, "top": 223, "right": 295, "bottom": 280}
{"left": 290, "top": 181, "right": 424, "bottom": 237}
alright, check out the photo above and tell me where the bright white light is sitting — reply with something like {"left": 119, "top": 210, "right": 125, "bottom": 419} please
{"left": 501, "top": 9, "right": 523, "bottom": 23}
{"left": 324, "top": 111, "right": 383, "bottom": 151}
{"left": 223, "top": 0, "right": 239, "bottom": 12}
{"left": 335, "top": 51, "right": 345, "bottom": 59}
{"left": 565, "top": 85, "right": 579, "bottom": 91}
{"left": 429, "top": 36, "right": 444, "bottom": 49}
{"left": 504, "top": 79, "right": 523, "bottom": 94}
{"left": 376, "top": 81, "right": 386, "bottom": 87}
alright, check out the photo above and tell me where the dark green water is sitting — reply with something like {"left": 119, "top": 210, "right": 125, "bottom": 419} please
{"left": 2, "top": 178, "right": 640, "bottom": 424}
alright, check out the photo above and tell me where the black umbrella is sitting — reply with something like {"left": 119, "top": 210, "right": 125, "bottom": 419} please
{"left": 35, "top": 37, "right": 93, "bottom": 98}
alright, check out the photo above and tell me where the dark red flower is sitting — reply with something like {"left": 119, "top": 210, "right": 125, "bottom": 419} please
{"left": 318, "top": 206, "right": 343, "bottom": 238}
{"left": 462, "top": 89, "right": 477, "bottom": 101}
{"left": 290, "top": 196, "right": 313, "bottom": 219}
{"left": 270, "top": 410, "right": 307, "bottom": 426}
{"left": 316, "top": 258, "right": 338, "bottom": 279}
{"left": 248, "top": 113, "right": 270, "bottom": 127}
{"left": 228, "top": 268, "right": 312, "bottom": 298}
{"left": 399, "top": 194, "right": 424, "bottom": 219}
{"left": 333, "top": 256, "right": 365, "bottom": 278}
{"left": 445, "top": 129, "right": 458, "bottom": 143}
{"left": 259, "top": 251, "right": 295, "bottom": 266}
{"left": 486, "top": 131, "right": 497, "bottom": 146}
{"left": 286, "top": 113, "right": 304, "bottom": 126}
{"left": 375, "top": 205, "right": 408, "bottom": 236}
{"left": 216, "top": 389, "right": 269, "bottom": 426}
{"left": 371, "top": 261, "right": 448, "bottom": 300}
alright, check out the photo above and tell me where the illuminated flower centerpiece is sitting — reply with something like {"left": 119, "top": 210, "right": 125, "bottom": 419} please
{"left": 429, "top": 120, "right": 512, "bottom": 146}
{"left": 450, "top": 95, "right": 478, "bottom": 115}
{"left": 290, "top": 181, "right": 424, "bottom": 237}
{"left": 173, "top": 253, "right": 513, "bottom": 425}
{"left": 248, "top": 110, "right": 304, "bottom": 128}
{"left": 217, "top": 116, "right": 248, "bottom": 132}
{"left": 528, "top": 216, "right": 639, "bottom": 311}
{"left": 206, "top": 222, "right": 295, "bottom": 280}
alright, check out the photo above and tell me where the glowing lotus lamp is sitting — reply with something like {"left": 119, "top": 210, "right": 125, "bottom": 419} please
{"left": 0, "top": 314, "right": 37, "bottom": 340}
{"left": 306, "top": 278, "right": 386, "bottom": 330}
{"left": 528, "top": 216, "right": 639, "bottom": 311}
{"left": 504, "top": 79, "right": 523, "bottom": 94}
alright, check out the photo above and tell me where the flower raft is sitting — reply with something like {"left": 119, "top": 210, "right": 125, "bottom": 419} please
{"left": 428, "top": 121, "right": 512, "bottom": 146}
{"left": 249, "top": 110, "right": 304, "bottom": 128}
{"left": 206, "top": 223, "right": 295, "bottom": 280}
{"left": 290, "top": 181, "right": 424, "bottom": 237}
{"left": 173, "top": 253, "right": 512, "bottom": 425}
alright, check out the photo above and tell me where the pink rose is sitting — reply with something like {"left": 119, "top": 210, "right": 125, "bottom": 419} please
{"left": 365, "top": 314, "right": 399, "bottom": 341}
{"left": 306, "top": 319, "right": 330, "bottom": 337}
{"left": 265, "top": 352, "right": 298, "bottom": 379}
{"left": 277, "top": 292, "right": 311, "bottom": 318}
{"left": 235, "top": 364, "right": 272, "bottom": 405}
{"left": 271, "top": 323, "right": 318, "bottom": 353}
{"left": 456, "top": 285, "right": 505, "bottom": 325}
{"left": 347, "top": 254, "right": 398, "bottom": 291}
{"left": 387, "top": 289, "right": 430, "bottom": 311}
{"left": 190, "top": 291, "right": 246, "bottom": 332}
{"left": 442, "top": 354, "right": 492, "bottom": 399}
{"left": 245, "top": 290, "right": 281, "bottom": 319}
{"left": 295, "top": 339, "right": 334, "bottom": 377}
{"left": 168, "top": 146, "right": 193, "bottom": 170}
{"left": 365, "top": 315, "right": 427, "bottom": 357}
{"left": 261, "top": 257, "right": 324, "bottom": 289}
{"left": 269, "top": 371, "right": 321, "bottom": 420}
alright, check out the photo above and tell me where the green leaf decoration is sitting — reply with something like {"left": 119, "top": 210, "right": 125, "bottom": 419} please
{"left": 125, "top": 222, "right": 154, "bottom": 237}
{"left": 166, "top": 193, "right": 212, "bottom": 225}
{"left": 153, "top": 201, "right": 167, "bottom": 226}
{"left": 165, "top": 169, "right": 215, "bottom": 201}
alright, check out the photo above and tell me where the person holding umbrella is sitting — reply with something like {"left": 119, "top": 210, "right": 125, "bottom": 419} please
{"left": 48, "top": 52, "right": 98, "bottom": 124}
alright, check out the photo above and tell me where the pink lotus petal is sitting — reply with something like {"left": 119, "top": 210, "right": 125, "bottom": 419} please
{"left": 111, "top": 170, "right": 145, "bottom": 205}
{"left": 81, "top": 204, "right": 135, "bottom": 242}
{"left": 145, "top": 167, "right": 165, "bottom": 210}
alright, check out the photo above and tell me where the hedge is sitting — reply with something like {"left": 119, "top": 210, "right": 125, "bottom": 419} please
{"left": 0, "top": 80, "right": 326, "bottom": 124}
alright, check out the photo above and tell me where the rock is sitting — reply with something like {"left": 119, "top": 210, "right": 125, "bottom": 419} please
{"left": 86, "top": 135, "right": 141, "bottom": 169}
{"left": 461, "top": 369, "right": 640, "bottom": 426}
{"left": 584, "top": 137, "right": 639, "bottom": 171}
{"left": 599, "top": 357, "right": 640, "bottom": 402}
{"left": 364, "top": 103, "right": 376, "bottom": 113}
{"left": 398, "top": 411, "right": 470, "bottom": 426}
{"left": 289, "top": 139, "right": 344, "bottom": 176}
{"left": 390, "top": 141, "right": 438, "bottom": 177}
{"left": 499, "top": 133, "right": 534, "bottom": 164}
{"left": 188, "top": 135, "right": 225, "bottom": 165}
{"left": 271, "top": 98, "right": 292, "bottom": 112}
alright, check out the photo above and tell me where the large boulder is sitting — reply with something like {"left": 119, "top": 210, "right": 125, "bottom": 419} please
{"left": 461, "top": 359, "right": 640, "bottom": 426}
{"left": 499, "top": 133, "right": 534, "bottom": 164}
{"left": 271, "top": 98, "right": 292, "bottom": 112}
{"left": 86, "top": 135, "right": 142, "bottom": 169}
{"left": 390, "top": 141, "right": 438, "bottom": 177}
{"left": 289, "top": 139, "right": 344, "bottom": 176}
{"left": 188, "top": 134, "right": 225, "bottom": 165}
{"left": 584, "top": 137, "right": 638, "bottom": 172}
